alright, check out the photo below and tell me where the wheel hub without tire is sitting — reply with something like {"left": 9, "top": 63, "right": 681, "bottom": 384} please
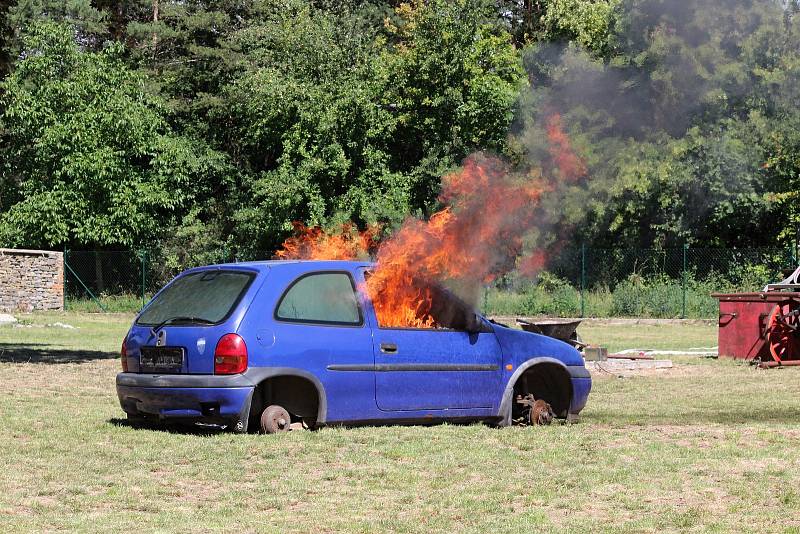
{"left": 260, "top": 405, "right": 291, "bottom": 434}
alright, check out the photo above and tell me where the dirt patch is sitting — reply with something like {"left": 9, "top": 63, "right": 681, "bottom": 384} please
{"left": 171, "top": 478, "right": 223, "bottom": 504}
{"left": 491, "top": 316, "right": 716, "bottom": 327}
{"left": 589, "top": 361, "right": 711, "bottom": 378}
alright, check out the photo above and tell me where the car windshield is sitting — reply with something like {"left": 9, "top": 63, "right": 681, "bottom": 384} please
{"left": 137, "top": 270, "right": 255, "bottom": 326}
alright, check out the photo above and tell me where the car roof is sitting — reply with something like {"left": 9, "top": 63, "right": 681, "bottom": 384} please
{"left": 183, "top": 259, "right": 375, "bottom": 275}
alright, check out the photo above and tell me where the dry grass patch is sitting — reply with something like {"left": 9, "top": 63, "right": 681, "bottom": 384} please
{"left": 0, "top": 312, "right": 799, "bottom": 531}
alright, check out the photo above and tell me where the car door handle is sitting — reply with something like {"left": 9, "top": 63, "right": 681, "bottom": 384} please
{"left": 380, "top": 343, "right": 398, "bottom": 354}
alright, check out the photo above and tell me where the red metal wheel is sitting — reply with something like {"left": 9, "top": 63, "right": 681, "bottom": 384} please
{"left": 766, "top": 304, "right": 800, "bottom": 363}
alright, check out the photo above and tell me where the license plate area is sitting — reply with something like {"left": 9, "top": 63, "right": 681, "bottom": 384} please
{"left": 140, "top": 346, "right": 184, "bottom": 373}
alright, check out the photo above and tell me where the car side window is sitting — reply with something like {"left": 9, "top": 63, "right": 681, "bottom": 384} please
{"left": 425, "top": 285, "right": 476, "bottom": 331}
{"left": 365, "top": 270, "right": 487, "bottom": 331}
{"left": 275, "top": 272, "right": 362, "bottom": 326}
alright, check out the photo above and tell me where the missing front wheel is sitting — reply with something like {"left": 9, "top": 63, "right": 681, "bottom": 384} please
{"left": 513, "top": 394, "right": 555, "bottom": 426}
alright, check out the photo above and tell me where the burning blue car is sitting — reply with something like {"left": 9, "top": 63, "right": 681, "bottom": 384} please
{"left": 116, "top": 260, "right": 591, "bottom": 432}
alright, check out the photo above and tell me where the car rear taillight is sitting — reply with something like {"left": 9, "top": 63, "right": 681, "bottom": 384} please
{"left": 214, "top": 334, "right": 248, "bottom": 375}
{"left": 121, "top": 338, "right": 128, "bottom": 372}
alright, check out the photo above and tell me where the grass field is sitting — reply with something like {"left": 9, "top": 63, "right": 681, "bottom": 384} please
{"left": 1, "top": 313, "right": 800, "bottom": 532}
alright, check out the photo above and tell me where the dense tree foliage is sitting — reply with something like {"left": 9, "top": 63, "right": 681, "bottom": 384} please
{"left": 1, "top": 0, "right": 800, "bottom": 263}
{"left": 518, "top": 0, "right": 800, "bottom": 249}
{"left": 0, "top": 22, "right": 228, "bottom": 249}
{"left": 0, "top": 0, "right": 11, "bottom": 80}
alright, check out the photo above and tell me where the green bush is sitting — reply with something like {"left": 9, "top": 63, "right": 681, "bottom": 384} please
{"left": 544, "top": 285, "right": 580, "bottom": 317}
{"left": 643, "top": 275, "right": 682, "bottom": 317}
{"left": 483, "top": 273, "right": 580, "bottom": 317}
{"left": 482, "top": 269, "right": 749, "bottom": 318}
{"left": 64, "top": 268, "right": 762, "bottom": 319}
{"left": 66, "top": 293, "right": 148, "bottom": 313}
{"left": 610, "top": 277, "right": 646, "bottom": 316}
{"left": 583, "top": 286, "right": 613, "bottom": 317}
{"left": 685, "top": 279, "right": 723, "bottom": 318}
{"left": 725, "top": 263, "right": 775, "bottom": 292}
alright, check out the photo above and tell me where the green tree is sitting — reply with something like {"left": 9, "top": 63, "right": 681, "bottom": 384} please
{"left": 4, "top": 0, "right": 109, "bottom": 52}
{"left": 210, "top": 0, "right": 525, "bottom": 256}
{"left": 498, "top": 0, "right": 619, "bottom": 52}
{"left": 0, "top": 21, "right": 226, "bottom": 249}
{"left": 381, "top": 0, "right": 525, "bottom": 210}
{"left": 517, "top": 0, "right": 798, "bottom": 250}
{"left": 0, "top": 0, "right": 12, "bottom": 80}
{"left": 212, "top": 1, "right": 404, "bottom": 255}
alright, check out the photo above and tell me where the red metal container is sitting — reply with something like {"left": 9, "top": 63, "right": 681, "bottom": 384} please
{"left": 713, "top": 292, "right": 800, "bottom": 360}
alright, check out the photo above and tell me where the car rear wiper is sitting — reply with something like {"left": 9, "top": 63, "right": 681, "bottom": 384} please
{"left": 150, "top": 316, "right": 215, "bottom": 335}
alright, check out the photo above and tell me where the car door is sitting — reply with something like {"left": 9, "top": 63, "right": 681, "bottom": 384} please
{"left": 361, "top": 271, "right": 503, "bottom": 411}
{"left": 263, "top": 269, "right": 376, "bottom": 422}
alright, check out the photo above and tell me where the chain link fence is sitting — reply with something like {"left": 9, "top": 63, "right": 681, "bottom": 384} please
{"left": 485, "top": 246, "right": 796, "bottom": 318}
{"left": 63, "top": 246, "right": 797, "bottom": 318}
{"left": 63, "top": 251, "right": 152, "bottom": 312}
{"left": 63, "top": 249, "right": 248, "bottom": 312}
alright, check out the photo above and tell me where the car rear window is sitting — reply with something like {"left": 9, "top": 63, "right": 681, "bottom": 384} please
{"left": 137, "top": 270, "right": 255, "bottom": 326}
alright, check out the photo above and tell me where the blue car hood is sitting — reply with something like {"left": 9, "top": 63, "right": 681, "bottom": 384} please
{"left": 492, "top": 324, "right": 585, "bottom": 367}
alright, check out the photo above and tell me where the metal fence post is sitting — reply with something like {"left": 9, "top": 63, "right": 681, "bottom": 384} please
{"left": 580, "top": 244, "right": 586, "bottom": 318}
{"left": 63, "top": 255, "right": 107, "bottom": 312}
{"left": 140, "top": 250, "right": 147, "bottom": 310}
{"left": 682, "top": 243, "right": 688, "bottom": 319}
{"left": 793, "top": 228, "right": 799, "bottom": 267}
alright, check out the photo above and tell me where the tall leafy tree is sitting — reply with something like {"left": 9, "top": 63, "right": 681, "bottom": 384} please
{"left": 517, "top": 0, "right": 800, "bottom": 249}
{"left": 0, "top": 21, "right": 226, "bottom": 249}
{"left": 210, "top": 0, "right": 524, "bottom": 255}
{"left": 4, "top": 0, "right": 109, "bottom": 51}
{"left": 498, "top": 0, "right": 619, "bottom": 52}
{"left": 4, "top": 0, "right": 799, "bottom": 263}
{"left": 381, "top": 0, "right": 525, "bottom": 210}
{"left": 0, "top": 0, "right": 12, "bottom": 80}
{"left": 215, "top": 1, "right": 402, "bottom": 255}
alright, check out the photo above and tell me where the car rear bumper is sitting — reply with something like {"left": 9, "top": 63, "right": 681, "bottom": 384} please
{"left": 117, "top": 372, "right": 257, "bottom": 388}
{"left": 116, "top": 373, "right": 254, "bottom": 428}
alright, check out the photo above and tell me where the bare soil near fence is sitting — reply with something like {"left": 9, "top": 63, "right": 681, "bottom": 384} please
{"left": 0, "top": 313, "right": 798, "bottom": 532}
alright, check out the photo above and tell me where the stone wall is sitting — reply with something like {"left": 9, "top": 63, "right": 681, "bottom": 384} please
{"left": 0, "top": 249, "right": 64, "bottom": 312}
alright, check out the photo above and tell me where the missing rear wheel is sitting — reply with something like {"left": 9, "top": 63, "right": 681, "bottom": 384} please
{"left": 260, "top": 405, "right": 291, "bottom": 434}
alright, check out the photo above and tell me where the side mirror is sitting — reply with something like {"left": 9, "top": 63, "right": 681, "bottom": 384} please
{"left": 465, "top": 313, "right": 485, "bottom": 334}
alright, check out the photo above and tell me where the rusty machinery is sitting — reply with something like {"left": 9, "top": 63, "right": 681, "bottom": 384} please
{"left": 714, "top": 266, "right": 800, "bottom": 366}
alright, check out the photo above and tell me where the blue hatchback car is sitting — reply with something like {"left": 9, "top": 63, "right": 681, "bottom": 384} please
{"left": 116, "top": 260, "right": 591, "bottom": 432}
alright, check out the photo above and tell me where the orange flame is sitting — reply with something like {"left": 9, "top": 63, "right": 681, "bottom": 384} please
{"left": 546, "top": 113, "right": 586, "bottom": 182}
{"left": 275, "top": 114, "right": 585, "bottom": 328}
{"left": 518, "top": 250, "right": 547, "bottom": 278}
{"left": 275, "top": 222, "right": 377, "bottom": 261}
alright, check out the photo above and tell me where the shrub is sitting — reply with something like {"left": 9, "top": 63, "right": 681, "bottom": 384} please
{"left": 543, "top": 285, "right": 580, "bottom": 317}
{"left": 643, "top": 275, "right": 682, "bottom": 318}
{"left": 610, "top": 277, "right": 646, "bottom": 316}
